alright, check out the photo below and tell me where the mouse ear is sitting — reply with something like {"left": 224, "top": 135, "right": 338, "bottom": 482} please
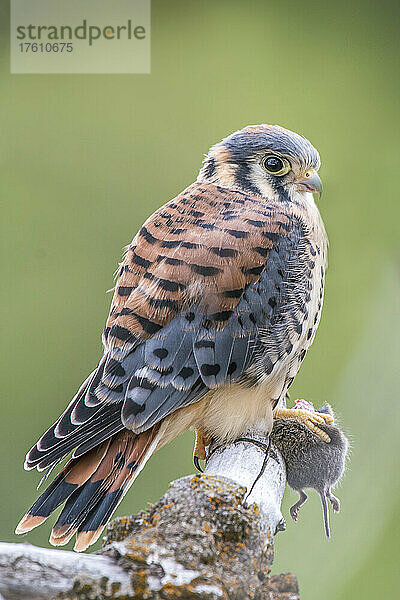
{"left": 317, "top": 402, "right": 334, "bottom": 417}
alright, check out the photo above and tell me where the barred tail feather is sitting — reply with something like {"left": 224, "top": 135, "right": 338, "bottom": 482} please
{"left": 15, "top": 441, "right": 111, "bottom": 534}
{"left": 16, "top": 427, "right": 160, "bottom": 551}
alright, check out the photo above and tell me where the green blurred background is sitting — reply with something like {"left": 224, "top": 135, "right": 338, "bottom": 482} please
{"left": 1, "top": 1, "right": 399, "bottom": 597}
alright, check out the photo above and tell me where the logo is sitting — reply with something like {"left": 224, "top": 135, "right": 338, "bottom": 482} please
{"left": 11, "top": 0, "right": 151, "bottom": 74}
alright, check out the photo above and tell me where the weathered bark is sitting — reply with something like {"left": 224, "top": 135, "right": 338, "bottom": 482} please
{"left": 0, "top": 430, "right": 299, "bottom": 600}
{"left": 0, "top": 543, "right": 131, "bottom": 600}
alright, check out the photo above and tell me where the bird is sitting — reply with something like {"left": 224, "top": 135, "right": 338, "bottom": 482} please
{"left": 16, "top": 123, "right": 332, "bottom": 552}
{"left": 271, "top": 400, "right": 349, "bottom": 538}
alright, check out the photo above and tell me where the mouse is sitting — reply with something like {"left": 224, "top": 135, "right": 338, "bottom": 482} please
{"left": 271, "top": 399, "right": 349, "bottom": 538}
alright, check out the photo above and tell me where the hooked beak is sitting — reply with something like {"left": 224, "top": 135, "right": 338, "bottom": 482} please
{"left": 298, "top": 172, "right": 323, "bottom": 197}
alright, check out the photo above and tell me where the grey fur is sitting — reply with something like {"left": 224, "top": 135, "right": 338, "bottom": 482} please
{"left": 271, "top": 404, "right": 348, "bottom": 538}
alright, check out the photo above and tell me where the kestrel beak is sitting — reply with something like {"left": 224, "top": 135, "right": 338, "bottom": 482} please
{"left": 298, "top": 171, "right": 323, "bottom": 197}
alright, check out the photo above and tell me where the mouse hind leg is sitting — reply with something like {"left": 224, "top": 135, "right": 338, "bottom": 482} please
{"left": 290, "top": 489, "right": 308, "bottom": 522}
{"left": 326, "top": 487, "right": 340, "bottom": 512}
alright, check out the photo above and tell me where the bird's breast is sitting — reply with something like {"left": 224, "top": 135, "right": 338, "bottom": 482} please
{"left": 248, "top": 196, "right": 327, "bottom": 400}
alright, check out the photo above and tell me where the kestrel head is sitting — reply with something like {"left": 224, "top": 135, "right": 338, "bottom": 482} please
{"left": 198, "top": 124, "right": 322, "bottom": 200}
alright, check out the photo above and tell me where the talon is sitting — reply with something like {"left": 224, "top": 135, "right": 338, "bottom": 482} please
{"left": 193, "top": 429, "right": 211, "bottom": 472}
{"left": 193, "top": 455, "right": 204, "bottom": 473}
{"left": 273, "top": 406, "right": 332, "bottom": 442}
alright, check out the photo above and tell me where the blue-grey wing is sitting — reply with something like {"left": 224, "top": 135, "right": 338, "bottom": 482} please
{"left": 122, "top": 216, "right": 316, "bottom": 433}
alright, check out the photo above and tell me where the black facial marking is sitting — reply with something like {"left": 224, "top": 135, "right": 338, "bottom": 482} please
{"left": 235, "top": 162, "right": 261, "bottom": 195}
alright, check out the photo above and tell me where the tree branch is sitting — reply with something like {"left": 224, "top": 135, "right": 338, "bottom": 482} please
{"left": 0, "top": 428, "right": 299, "bottom": 600}
{"left": 0, "top": 543, "right": 131, "bottom": 600}
{"left": 204, "top": 423, "right": 287, "bottom": 534}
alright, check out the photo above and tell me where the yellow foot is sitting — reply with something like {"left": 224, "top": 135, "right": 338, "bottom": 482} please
{"left": 193, "top": 429, "right": 212, "bottom": 471}
{"left": 273, "top": 407, "right": 333, "bottom": 443}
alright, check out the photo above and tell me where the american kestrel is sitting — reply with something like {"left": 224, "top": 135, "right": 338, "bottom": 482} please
{"left": 16, "top": 124, "right": 332, "bottom": 551}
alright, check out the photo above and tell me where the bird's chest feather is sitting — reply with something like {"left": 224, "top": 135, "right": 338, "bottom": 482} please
{"left": 253, "top": 195, "right": 327, "bottom": 396}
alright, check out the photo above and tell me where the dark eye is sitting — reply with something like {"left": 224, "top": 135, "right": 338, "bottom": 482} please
{"left": 263, "top": 155, "right": 290, "bottom": 176}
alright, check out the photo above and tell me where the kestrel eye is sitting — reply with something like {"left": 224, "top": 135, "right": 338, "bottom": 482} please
{"left": 263, "top": 155, "right": 290, "bottom": 176}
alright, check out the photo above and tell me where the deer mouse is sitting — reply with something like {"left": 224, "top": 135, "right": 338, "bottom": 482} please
{"left": 271, "top": 400, "right": 349, "bottom": 538}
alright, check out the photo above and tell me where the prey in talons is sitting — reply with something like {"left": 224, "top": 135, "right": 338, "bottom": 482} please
{"left": 274, "top": 399, "right": 334, "bottom": 443}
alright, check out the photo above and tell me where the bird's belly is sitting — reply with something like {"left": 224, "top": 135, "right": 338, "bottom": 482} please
{"left": 157, "top": 378, "right": 282, "bottom": 451}
{"left": 194, "top": 382, "right": 277, "bottom": 443}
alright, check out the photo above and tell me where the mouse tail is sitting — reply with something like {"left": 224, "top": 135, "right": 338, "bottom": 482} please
{"left": 320, "top": 490, "right": 330, "bottom": 538}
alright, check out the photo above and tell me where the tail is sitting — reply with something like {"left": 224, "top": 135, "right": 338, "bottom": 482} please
{"left": 16, "top": 427, "right": 160, "bottom": 551}
{"left": 320, "top": 490, "right": 331, "bottom": 539}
